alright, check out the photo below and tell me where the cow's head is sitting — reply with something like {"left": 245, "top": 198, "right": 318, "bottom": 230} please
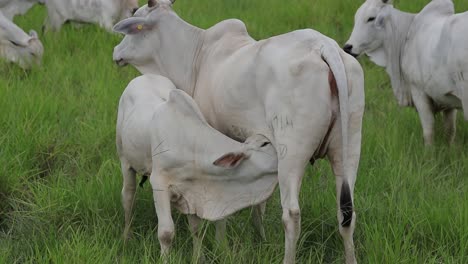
{"left": 0, "top": 13, "right": 43, "bottom": 69}
{"left": 112, "top": 0, "right": 176, "bottom": 71}
{"left": 344, "top": 0, "right": 392, "bottom": 62}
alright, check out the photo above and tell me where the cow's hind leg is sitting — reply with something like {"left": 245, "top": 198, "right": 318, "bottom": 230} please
{"left": 44, "top": 6, "right": 65, "bottom": 32}
{"left": 327, "top": 140, "right": 358, "bottom": 264}
{"left": 121, "top": 161, "right": 136, "bottom": 240}
{"left": 149, "top": 174, "right": 175, "bottom": 259}
{"left": 443, "top": 109, "right": 457, "bottom": 144}
{"left": 325, "top": 56, "right": 364, "bottom": 264}
{"left": 276, "top": 113, "right": 331, "bottom": 264}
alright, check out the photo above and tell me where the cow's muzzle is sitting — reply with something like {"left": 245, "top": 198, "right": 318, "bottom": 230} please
{"left": 343, "top": 44, "right": 359, "bottom": 58}
{"left": 115, "top": 58, "right": 128, "bottom": 67}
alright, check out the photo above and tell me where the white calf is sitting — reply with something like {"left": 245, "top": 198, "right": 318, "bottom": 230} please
{"left": 116, "top": 74, "right": 278, "bottom": 259}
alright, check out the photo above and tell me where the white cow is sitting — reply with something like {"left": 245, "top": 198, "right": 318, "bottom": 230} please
{"left": 0, "top": 10, "right": 43, "bottom": 69}
{"left": 44, "top": 0, "right": 139, "bottom": 32}
{"left": 0, "top": 0, "right": 44, "bottom": 20}
{"left": 113, "top": 1, "right": 365, "bottom": 263}
{"left": 344, "top": 0, "right": 468, "bottom": 145}
{"left": 117, "top": 74, "right": 278, "bottom": 259}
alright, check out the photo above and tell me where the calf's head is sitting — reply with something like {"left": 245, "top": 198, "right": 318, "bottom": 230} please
{"left": 344, "top": 0, "right": 392, "bottom": 61}
{"left": 166, "top": 89, "right": 278, "bottom": 180}
{"left": 0, "top": 13, "right": 43, "bottom": 69}
{"left": 213, "top": 134, "right": 278, "bottom": 179}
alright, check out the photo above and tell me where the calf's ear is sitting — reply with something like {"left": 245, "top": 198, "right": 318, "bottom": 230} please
{"left": 113, "top": 17, "right": 153, "bottom": 35}
{"left": 213, "top": 152, "right": 248, "bottom": 169}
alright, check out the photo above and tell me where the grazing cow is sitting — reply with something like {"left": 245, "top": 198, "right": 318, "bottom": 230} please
{"left": 344, "top": 0, "right": 468, "bottom": 145}
{"left": 0, "top": 0, "right": 44, "bottom": 20}
{"left": 116, "top": 74, "right": 278, "bottom": 259}
{"left": 0, "top": 10, "right": 43, "bottom": 69}
{"left": 113, "top": 1, "right": 365, "bottom": 263}
{"left": 44, "top": 0, "right": 139, "bottom": 32}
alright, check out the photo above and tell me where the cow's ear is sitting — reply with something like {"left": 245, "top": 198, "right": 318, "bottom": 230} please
{"left": 376, "top": 5, "right": 390, "bottom": 29}
{"left": 113, "top": 17, "right": 154, "bottom": 35}
{"left": 213, "top": 152, "right": 248, "bottom": 169}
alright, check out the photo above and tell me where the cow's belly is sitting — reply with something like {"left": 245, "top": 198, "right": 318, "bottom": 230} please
{"left": 424, "top": 82, "right": 462, "bottom": 110}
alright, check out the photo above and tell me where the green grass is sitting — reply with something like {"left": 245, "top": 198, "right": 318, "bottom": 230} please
{"left": 1, "top": 0, "right": 468, "bottom": 263}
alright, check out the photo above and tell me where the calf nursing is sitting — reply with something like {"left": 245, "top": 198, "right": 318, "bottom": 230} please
{"left": 116, "top": 74, "right": 278, "bottom": 258}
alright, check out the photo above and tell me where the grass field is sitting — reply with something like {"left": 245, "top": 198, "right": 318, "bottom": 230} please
{"left": 1, "top": 0, "right": 468, "bottom": 263}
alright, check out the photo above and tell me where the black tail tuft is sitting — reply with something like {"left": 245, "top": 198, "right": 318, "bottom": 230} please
{"left": 139, "top": 175, "right": 149, "bottom": 188}
{"left": 340, "top": 181, "right": 353, "bottom": 227}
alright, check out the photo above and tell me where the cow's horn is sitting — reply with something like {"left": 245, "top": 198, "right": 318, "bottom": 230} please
{"left": 148, "top": 0, "right": 156, "bottom": 7}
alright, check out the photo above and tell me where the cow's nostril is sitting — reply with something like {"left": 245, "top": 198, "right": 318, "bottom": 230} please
{"left": 343, "top": 44, "right": 353, "bottom": 53}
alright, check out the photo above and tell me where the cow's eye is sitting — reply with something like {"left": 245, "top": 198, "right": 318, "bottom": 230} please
{"left": 367, "top": 17, "right": 376, "bottom": 23}
{"left": 10, "top": 40, "right": 21, "bottom": 46}
{"left": 260, "top": 142, "right": 270, "bottom": 147}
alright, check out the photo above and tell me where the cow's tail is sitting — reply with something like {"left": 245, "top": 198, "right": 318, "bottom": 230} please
{"left": 319, "top": 39, "right": 353, "bottom": 227}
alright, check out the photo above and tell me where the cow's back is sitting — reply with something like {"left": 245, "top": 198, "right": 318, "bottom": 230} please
{"left": 195, "top": 28, "right": 335, "bottom": 142}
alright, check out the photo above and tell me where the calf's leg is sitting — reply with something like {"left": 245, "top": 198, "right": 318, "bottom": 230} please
{"left": 150, "top": 174, "right": 175, "bottom": 258}
{"left": 187, "top": 215, "right": 206, "bottom": 263}
{"left": 120, "top": 161, "right": 136, "bottom": 240}
{"left": 251, "top": 202, "right": 267, "bottom": 241}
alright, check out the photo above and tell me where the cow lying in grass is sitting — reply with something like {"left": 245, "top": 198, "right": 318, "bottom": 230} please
{"left": 116, "top": 74, "right": 278, "bottom": 259}
{"left": 0, "top": 10, "right": 43, "bottom": 69}
{"left": 44, "top": 0, "right": 139, "bottom": 32}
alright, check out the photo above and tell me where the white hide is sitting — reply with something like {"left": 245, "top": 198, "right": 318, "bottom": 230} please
{"left": 0, "top": 10, "right": 43, "bottom": 69}
{"left": 345, "top": 0, "right": 468, "bottom": 145}
{"left": 44, "top": 0, "right": 138, "bottom": 32}
{"left": 113, "top": 2, "right": 365, "bottom": 264}
{"left": 0, "top": 0, "right": 43, "bottom": 20}
{"left": 116, "top": 74, "right": 278, "bottom": 255}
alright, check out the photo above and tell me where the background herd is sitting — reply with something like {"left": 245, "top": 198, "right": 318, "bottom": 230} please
{"left": 1, "top": 0, "right": 467, "bottom": 263}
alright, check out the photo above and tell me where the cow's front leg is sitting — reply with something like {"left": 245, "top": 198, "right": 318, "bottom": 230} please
{"left": 411, "top": 89, "right": 435, "bottom": 146}
{"left": 150, "top": 174, "right": 174, "bottom": 259}
{"left": 443, "top": 109, "right": 457, "bottom": 144}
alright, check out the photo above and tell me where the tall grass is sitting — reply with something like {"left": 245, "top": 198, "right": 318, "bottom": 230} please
{"left": 1, "top": 0, "right": 467, "bottom": 263}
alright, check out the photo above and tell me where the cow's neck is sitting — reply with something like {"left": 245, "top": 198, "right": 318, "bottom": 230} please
{"left": 156, "top": 13, "right": 205, "bottom": 97}
{"left": 382, "top": 8, "right": 416, "bottom": 106}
